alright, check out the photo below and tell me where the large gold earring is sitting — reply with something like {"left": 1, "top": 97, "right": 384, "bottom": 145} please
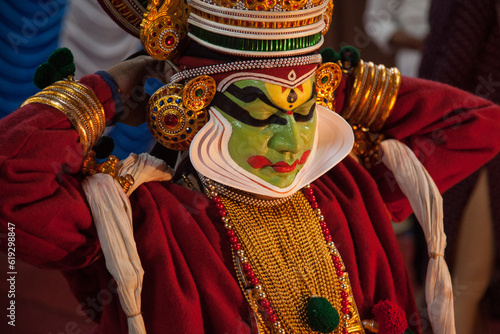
{"left": 147, "top": 75, "right": 216, "bottom": 151}
{"left": 315, "top": 62, "right": 342, "bottom": 111}
{"left": 140, "top": 0, "right": 190, "bottom": 60}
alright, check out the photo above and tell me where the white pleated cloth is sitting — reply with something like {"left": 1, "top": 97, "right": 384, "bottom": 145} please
{"left": 82, "top": 153, "right": 172, "bottom": 334}
{"left": 380, "top": 139, "right": 456, "bottom": 334}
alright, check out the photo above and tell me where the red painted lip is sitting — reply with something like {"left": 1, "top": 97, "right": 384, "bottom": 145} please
{"left": 247, "top": 150, "right": 311, "bottom": 173}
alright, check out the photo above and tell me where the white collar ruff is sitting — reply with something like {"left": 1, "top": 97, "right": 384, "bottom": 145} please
{"left": 189, "top": 104, "right": 354, "bottom": 198}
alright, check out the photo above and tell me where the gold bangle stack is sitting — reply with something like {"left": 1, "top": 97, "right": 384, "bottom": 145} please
{"left": 21, "top": 79, "right": 105, "bottom": 156}
{"left": 340, "top": 60, "right": 400, "bottom": 168}
{"left": 341, "top": 59, "right": 401, "bottom": 133}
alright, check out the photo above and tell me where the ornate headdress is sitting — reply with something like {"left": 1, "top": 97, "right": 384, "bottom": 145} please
{"left": 99, "top": 0, "right": 342, "bottom": 152}
{"left": 98, "top": 0, "right": 333, "bottom": 59}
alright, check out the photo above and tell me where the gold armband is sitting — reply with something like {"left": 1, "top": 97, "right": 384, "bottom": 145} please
{"left": 21, "top": 79, "right": 105, "bottom": 156}
{"left": 340, "top": 60, "right": 401, "bottom": 168}
{"left": 341, "top": 59, "right": 400, "bottom": 132}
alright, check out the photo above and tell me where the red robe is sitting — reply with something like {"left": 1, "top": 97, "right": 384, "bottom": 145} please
{"left": 1, "top": 74, "right": 499, "bottom": 333}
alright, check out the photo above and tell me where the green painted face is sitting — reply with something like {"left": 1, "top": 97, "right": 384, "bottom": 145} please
{"left": 213, "top": 76, "right": 317, "bottom": 188}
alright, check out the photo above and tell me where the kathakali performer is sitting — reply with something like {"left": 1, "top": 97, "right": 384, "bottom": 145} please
{"left": 1, "top": 0, "right": 500, "bottom": 333}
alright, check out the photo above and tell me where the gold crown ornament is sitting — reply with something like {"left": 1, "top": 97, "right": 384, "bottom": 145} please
{"left": 140, "top": 0, "right": 190, "bottom": 60}
{"left": 98, "top": 0, "right": 334, "bottom": 59}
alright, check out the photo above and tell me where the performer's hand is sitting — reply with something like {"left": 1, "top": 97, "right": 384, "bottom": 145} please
{"left": 106, "top": 55, "right": 176, "bottom": 126}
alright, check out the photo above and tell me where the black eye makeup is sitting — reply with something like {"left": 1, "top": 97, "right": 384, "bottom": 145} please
{"left": 293, "top": 97, "right": 316, "bottom": 123}
{"left": 212, "top": 92, "right": 287, "bottom": 127}
{"left": 212, "top": 82, "right": 316, "bottom": 127}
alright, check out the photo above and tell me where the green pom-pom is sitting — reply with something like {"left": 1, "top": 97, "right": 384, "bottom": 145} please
{"left": 48, "top": 47, "right": 74, "bottom": 67}
{"left": 33, "top": 48, "right": 76, "bottom": 88}
{"left": 306, "top": 297, "right": 339, "bottom": 333}
{"left": 57, "top": 63, "right": 76, "bottom": 78}
{"left": 320, "top": 48, "right": 340, "bottom": 63}
{"left": 48, "top": 47, "right": 75, "bottom": 78}
{"left": 339, "top": 46, "right": 360, "bottom": 67}
{"left": 33, "top": 63, "right": 58, "bottom": 89}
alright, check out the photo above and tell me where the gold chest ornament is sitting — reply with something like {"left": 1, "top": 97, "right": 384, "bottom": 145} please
{"left": 203, "top": 178, "right": 365, "bottom": 334}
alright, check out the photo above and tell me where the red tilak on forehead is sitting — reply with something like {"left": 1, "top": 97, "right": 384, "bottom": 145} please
{"left": 281, "top": 84, "right": 304, "bottom": 93}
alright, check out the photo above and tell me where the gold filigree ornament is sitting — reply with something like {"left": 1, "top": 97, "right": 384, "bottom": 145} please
{"left": 140, "top": 0, "right": 190, "bottom": 60}
{"left": 322, "top": 0, "right": 335, "bottom": 35}
{"left": 315, "top": 62, "right": 343, "bottom": 111}
{"left": 147, "top": 75, "right": 216, "bottom": 151}
{"left": 81, "top": 153, "right": 135, "bottom": 193}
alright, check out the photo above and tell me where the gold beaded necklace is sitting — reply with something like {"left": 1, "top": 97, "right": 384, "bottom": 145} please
{"left": 204, "top": 179, "right": 365, "bottom": 334}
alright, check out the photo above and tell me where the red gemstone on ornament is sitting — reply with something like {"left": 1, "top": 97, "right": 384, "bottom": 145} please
{"left": 243, "top": 263, "right": 252, "bottom": 271}
{"left": 268, "top": 314, "right": 277, "bottom": 322}
{"left": 233, "top": 243, "right": 241, "bottom": 250}
{"left": 216, "top": 203, "right": 224, "bottom": 210}
{"left": 304, "top": 188, "right": 313, "bottom": 196}
{"left": 341, "top": 306, "right": 349, "bottom": 314}
{"left": 335, "top": 262, "right": 342, "bottom": 270}
{"left": 341, "top": 292, "right": 348, "bottom": 299}
{"left": 336, "top": 270, "right": 344, "bottom": 277}
{"left": 343, "top": 329, "right": 349, "bottom": 334}
{"left": 311, "top": 202, "right": 319, "bottom": 209}
{"left": 264, "top": 306, "right": 273, "bottom": 315}
{"left": 213, "top": 196, "right": 221, "bottom": 203}
{"left": 308, "top": 195, "right": 316, "bottom": 202}
{"left": 325, "top": 235, "right": 332, "bottom": 242}
{"left": 322, "top": 228, "right": 330, "bottom": 235}
{"left": 227, "top": 230, "right": 236, "bottom": 237}
{"left": 320, "top": 222, "right": 327, "bottom": 229}
{"left": 260, "top": 299, "right": 270, "bottom": 308}
{"left": 229, "top": 236, "right": 238, "bottom": 244}
{"left": 341, "top": 299, "right": 350, "bottom": 307}
{"left": 246, "top": 270, "right": 255, "bottom": 278}
{"left": 332, "top": 255, "right": 340, "bottom": 263}
{"left": 218, "top": 209, "right": 227, "bottom": 216}
{"left": 250, "top": 277, "right": 259, "bottom": 285}
{"left": 165, "top": 35, "right": 175, "bottom": 46}
{"left": 163, "top": 114, "right": 178, "bottom": 127}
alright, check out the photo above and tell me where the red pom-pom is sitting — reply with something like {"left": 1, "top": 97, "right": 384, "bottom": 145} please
{"left": 372, "top": 300, "right": 408, "bottom": 334}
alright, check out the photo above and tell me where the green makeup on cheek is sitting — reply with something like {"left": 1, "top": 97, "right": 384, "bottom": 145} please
{"left": 214, "top": 78, "right": 317, "bottom": 188}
